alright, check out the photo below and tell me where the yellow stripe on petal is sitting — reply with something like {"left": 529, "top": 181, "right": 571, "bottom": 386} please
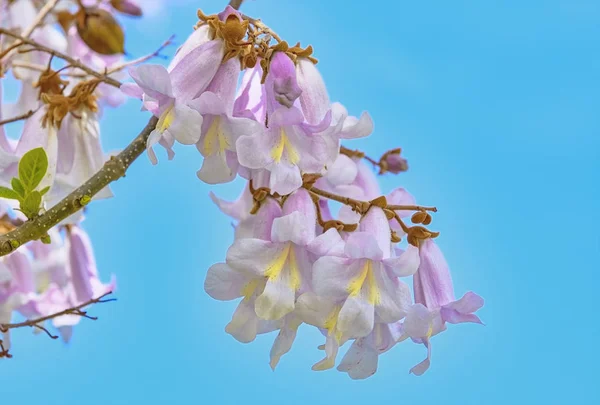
{"left": 288, "top": 246, "right": 302, "bottom": 291}
{"left": 264, "top": 243, "right": 291, "bottom": 281}
{"left": 241, "top": 278, "right": 261, "bottom": 301}
{"left": 157, "top": 105, "right": 175, "bottom": 133}
{"left": 324, "top": 306, "right": 342, "bottom": 342}
{"left": 271, "top": 129, "right": 300, "bottom": 165}
{"left": 203, "top": 117, "right": 230, "bottom": 156}
{"left": 366, "top": 261, "right": 381, "bottom": 305}
{"left": 347, "top": 260, "right": 381, "bottom": 305}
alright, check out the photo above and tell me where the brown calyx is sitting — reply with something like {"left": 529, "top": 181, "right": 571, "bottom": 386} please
{"left": 41, "top": 79, "right": 100, "bottom": 128}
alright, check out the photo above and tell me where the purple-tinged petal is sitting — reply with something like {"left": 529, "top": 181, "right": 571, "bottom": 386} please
{"left": 68, "top": 226, "right": 96, "bottom": 303}
{"left": 414, "top": 239, "right": 455, "bottom": 308}
{"left": 204, "top": 263, "right": 248, "bottom": 301}
{"left": 120, "top": 82, "right": 144, "bottom": 99}
{"left": 269, "top": 163, "right": 302, "bottom": 195}
{"left": 268, "top": 51, "right": 302, "bottom": 108}
{"left": 271, "top": 211, "right": 315, "bottom": 246}
{"left": 312, "top": 256, "right": 362, "bottom": 300}
{"left": 344, "top": 232, "right": 384, "bottom": 261}
{"left": 307, "top": 229, "right": 345, "bottom": 257}
{"left": 168, "top": 25, "right": 211, "bottom": 71}
{"left": 409, "top": 339, "right": 431, "bottom": 376}
{"left": 383, "top": 246, "right": 420, "bottom": 277}
{"left": 128, "top": 64, "right": 174, "bottom": 102}
{"left": 205, "top": 57, "right": 241, "bottom": 112}
{"left": 169, "top": 39, "right": 224, "bottom": 102}
{"left": 337, "top": 338, "right": 378, "bottom": 380}
{"left": 226, "top": 239, "right": 288, "bottom": 277}
{"left": 296, "top": 58, "right": 330, "bottom": 125}
{"left": 387, "top": 187, "right": 416, "bottom": 219}
{"left": 359, "top": 207, "right": 392, "bottom": 259}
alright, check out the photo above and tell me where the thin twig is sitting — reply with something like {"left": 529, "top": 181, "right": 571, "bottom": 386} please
{"left": 10, "top": 60, "right": 88, "bottom": 78}
{"left": 0, "top": 116, "right": 158, "bottom": 257}
{"left": 22, "top": 0, "right": 61, "bottom": 39}
{"left": 0, "top": 28, "right": 122, "bottom": 88}
{"left": 0, "top": 292, "right": 115, "bottom": 332}
{"left": 0, "top": 109, "right": 38, "bottom": 126}
{"left": 228, "top": 0, "right": 244, "bottom": 9}
{"left": 106, "top": 35, "right": 175, "bottom": 75}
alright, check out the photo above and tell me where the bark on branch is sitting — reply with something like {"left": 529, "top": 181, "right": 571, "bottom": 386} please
{"left": 0, "top": 117, "right": 158, "bottom": 257}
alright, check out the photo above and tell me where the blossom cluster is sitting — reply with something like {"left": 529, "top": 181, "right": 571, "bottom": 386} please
{"left": 0, "top": 1, "right": 484, "bottom": 377}
{"left": 0, "top": 0, "right": 152, "bottom": 350}
{"left": 120, "top": 6, "right": 484, "bottom": 378}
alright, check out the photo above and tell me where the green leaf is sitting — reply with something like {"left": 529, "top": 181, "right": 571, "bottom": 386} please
{"left": 11, "top": 177, "right": 26, "bottom": 198}
{"left": 0, "top": 186, "right": 19, "bottom": 200}
{"left": 21, "top": 190, "right": 42, "bottom": 219}
{"left": 19, "top": 147, "right": 48, "bottom": 191}
{"left": 39, "top": 186, "right": 51, "bottom": 196}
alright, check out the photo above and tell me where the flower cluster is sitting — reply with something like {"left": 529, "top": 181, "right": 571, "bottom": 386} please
{"left": 0, "top": 1, "right": 484, "bottom": 376}
{"left": 0, "top": 0, "right": 156, "bottom": 347}
{"left": 0, "top": 203, "right": 114, "bottom": 355}
{"left": 120, "top": 6, "right": 484, "bottom": 378}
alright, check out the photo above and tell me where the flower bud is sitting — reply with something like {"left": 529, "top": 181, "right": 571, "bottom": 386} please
{"left": 76, "top": 8, "right": 125, "bottom": 55}
{"left": 380, "top": 148, "right": 408, "bottom": 174}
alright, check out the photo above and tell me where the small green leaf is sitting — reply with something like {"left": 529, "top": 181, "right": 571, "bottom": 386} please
{"left": 40, "top": 234, "right": 52, "bottom": 244}
{"left": 0, "top": 186, "right": 19, "bottom": 200}
{"left": 21, "top": 190, "right": 42, "bottom": 219}
{"left": 39, "top": 186, "right": 51, "bottom": 196}
{"left": 19, "top": 147, "right": 48, "bottom": 191}
{"left": 11, "top": 177, "right": 26, "bottom": 198}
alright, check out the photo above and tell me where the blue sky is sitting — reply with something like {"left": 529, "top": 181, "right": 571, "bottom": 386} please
{"left": 1, "top": 0, "right": 599, "bottom": 404}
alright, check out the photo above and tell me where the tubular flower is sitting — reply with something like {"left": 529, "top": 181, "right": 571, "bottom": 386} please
{"left": 399, "top": 239, "right": 484, "bottom": 375}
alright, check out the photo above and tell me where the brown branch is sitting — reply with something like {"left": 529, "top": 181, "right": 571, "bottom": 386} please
{"left": 0, "top": 109, "right": 38, "bottom": 126}
{"left": 0, "top": 292, "right": 115, "bottom": 334}
{"left": 0, "top": 117, "right": 158, "bottom": 257}
{"left": 228, "top": 0, "right": 244, "bottom": 9}
{"left": 0, "top": 28, "right": 121, "bottom": 88}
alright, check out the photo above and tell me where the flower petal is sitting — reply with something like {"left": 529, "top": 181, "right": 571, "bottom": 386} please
{"left": 166, "top": 103, "right": 202, "bottom": 145}
{"left": 204, "top": 263, "right": 248, "bottom": 301}
{"left": 384, "top": 246, "right": 420, "bottom": 277}
{"left": 226, "top": 239, "right": 287, "bottom": 277}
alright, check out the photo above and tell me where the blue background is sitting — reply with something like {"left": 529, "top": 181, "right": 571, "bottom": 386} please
{"left": 1, "top": 0, "right": 599, "bottom": 404}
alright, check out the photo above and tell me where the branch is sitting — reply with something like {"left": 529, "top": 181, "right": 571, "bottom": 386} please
{"left": 0, "top": 109, "right": 38, "bottom": 126}
{"left": 0, "top": 28, "right": 122, "bottom": 88}
{"left": 228, "top": 0, "right": 244, "bottom": 9}
{"left": 105, "top": 35, "right": 175, "bottom": 75}
{"left": 0, "top": 117, "right": 158, "bottom": 257}
{"left": 0, "top": 291, "right": 116, "bottom": 332}
{"left": 21, "top": 0, "right": 61, "bottom": 39}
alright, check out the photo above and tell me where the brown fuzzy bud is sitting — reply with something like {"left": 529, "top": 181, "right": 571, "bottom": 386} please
{"left": 411, "top": 211, "right": 428, "bottom": 224}
{"left": 76, "top": 8, "right": 125, "bottom": 55}
{"left": 422, "top": 213, "right": 432, "bottom": 225}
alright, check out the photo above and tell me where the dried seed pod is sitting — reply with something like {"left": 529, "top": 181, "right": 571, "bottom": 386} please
{"left": 391, "top": 231, "right": 402, "bottom": 243}
{"left": 110, "top": 0, "right": 143, "bottom": 17}
{"left": 411, "top": 211, "right": 428, "bottom": 224}
{"left": 76, "top": 8, "right": 125, "bottom": 55}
